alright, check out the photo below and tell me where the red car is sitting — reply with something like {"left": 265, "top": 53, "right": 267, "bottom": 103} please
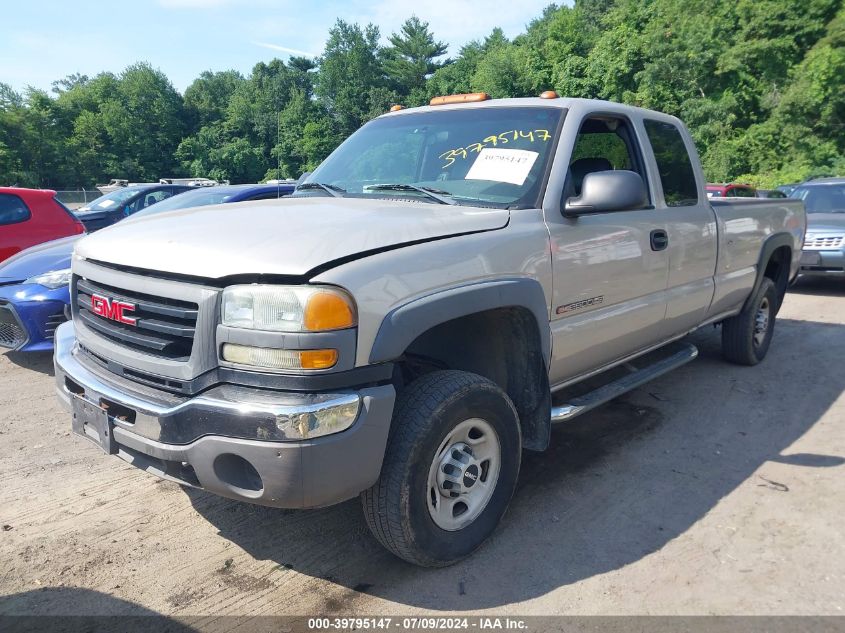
{"left": 0, "top": 188, "right": 85, "bottom": 263}
{"left": 705, "top": 183, "right": 757, "bottom": 198}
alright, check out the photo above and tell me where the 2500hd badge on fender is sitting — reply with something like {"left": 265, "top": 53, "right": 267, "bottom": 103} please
{"left": 55, "top": 93, "right": 805, "bottom": 567}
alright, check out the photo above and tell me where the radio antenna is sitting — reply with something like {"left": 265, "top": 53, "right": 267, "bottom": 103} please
{"left": 277, "top": 111, "right": 282, "bottom": 199}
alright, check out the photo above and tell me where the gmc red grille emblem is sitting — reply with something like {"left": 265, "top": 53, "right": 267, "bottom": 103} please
{"left": 91, "top": 293, "right": 137, "bottom": 326}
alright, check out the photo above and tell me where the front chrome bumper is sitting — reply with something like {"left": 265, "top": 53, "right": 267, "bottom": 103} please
{"left": 53, "top": 322, "right": 396, "bottom": 508}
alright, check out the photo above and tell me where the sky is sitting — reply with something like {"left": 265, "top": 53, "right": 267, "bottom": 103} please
{"left": 0, "top": 0, "right": 553, "bottom": 95}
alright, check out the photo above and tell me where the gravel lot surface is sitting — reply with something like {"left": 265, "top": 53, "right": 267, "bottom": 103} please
{"left": 1, "top": 277, "right": 843, "bottom": 620}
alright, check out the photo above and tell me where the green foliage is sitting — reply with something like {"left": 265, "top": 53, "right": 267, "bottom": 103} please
{"left": 383, "top": 17, "right": 449, "bottom": 101}
{"left": 0, "top": 2, "right": 842, "bottom": 189}
{"left": 183, "top": 70, "right": 245, "bottom": 130}
{"left": 316, "top": 20, "right": 395, "bottom": 138}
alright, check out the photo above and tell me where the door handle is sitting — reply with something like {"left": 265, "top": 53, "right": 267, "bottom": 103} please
{"left": 650, "top": 229, "right": 669, "bottom": 251}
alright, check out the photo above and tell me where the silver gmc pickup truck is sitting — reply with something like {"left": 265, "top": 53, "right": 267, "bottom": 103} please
{"left": 54, "top": 95, "right": 805, "bottom": 567}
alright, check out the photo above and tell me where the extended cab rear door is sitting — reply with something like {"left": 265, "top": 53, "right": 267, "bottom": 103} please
{"left": 640, "top": 118, "right": 718, "bottom": 335}
{"left": 543, "top": 108, "right": 670, "bottom": 385}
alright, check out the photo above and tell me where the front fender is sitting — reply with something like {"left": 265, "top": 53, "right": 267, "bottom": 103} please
{"left": 368, "top": 277, "right": 551, "bottom": 365}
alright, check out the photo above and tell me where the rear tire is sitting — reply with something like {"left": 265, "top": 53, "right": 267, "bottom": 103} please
{"left": 722, "top": 277, "right": 777, "bottom": 365}
{"left": 361, "top": 370, "right": 521, "bottom": 567}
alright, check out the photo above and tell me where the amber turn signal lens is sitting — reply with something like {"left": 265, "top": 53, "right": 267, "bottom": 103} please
{"left": 222, "top": 344, "right": 339, "bottom": 370}
{"left": 304, "top": 291, "right": 356, "bottom": 331}
{"left": 429, "top": 92, "right": 490, "bottom": 106}
{"left": 299, "top": 349, "right": 339, "bottom": 369}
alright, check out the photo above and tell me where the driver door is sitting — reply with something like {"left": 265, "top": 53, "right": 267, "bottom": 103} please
{"left": 545, "top": 113, "right": 670, "bottom": 385}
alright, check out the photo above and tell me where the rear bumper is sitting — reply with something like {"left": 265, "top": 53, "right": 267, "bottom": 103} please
{"left": 799, "top": 249, "right": 845, "bottom": 277}
{"left": 54, "top": 322, "right": 396, "bottom": 508}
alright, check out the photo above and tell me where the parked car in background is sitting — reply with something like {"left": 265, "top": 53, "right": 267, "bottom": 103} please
{"left": 73, "top": 184, "right": 194, "bottom": 231}
{"left": 706, "top": 183, "right": 757, "bottom": 198}
{"left": 792, "top": 177, "right": 845, "bottom": 278}
{"left": 0, "top": 237, "right": 78, "bottom": 351}
{"left": 128, "top": 182, "right": 296, "bottom": 218}
{"left": 0, "top": 188, "right": 85, "bottom": 264}
{"left": 0, "top": 183, "right": 295, "bottom": 353}
{"left": 756, "top": 189, "right": 788, "bottom": 199}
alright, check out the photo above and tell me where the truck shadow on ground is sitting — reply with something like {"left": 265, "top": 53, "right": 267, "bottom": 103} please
{"left": 3, "top": 350, "right": 54, "bottom": 376}
{"left": 0, "top": 588, "right": 198, "bottom": 630}
{"left": 185, "top": 316, "right": 845, "bottom": 611}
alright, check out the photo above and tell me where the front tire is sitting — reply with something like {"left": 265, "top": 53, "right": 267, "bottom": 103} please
{"left": 361, "top": 370, "right": 521, "bottom": 567}
{"left": 722, "top": 277, "right": 778, "bottom": 365}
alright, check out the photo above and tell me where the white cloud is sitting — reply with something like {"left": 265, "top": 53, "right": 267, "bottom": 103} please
{"left": 352, "top": 0, "right": 551, "bottom": 47}
{"left": 247, "top": 0, "right": 554, "bottom": 62}
{"left": 252, "top": 41, "right": 319, "bottom": 57}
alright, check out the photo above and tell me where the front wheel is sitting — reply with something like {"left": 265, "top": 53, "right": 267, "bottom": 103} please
{"left": 361, "top": 370, "right": 521, "bottom": 567}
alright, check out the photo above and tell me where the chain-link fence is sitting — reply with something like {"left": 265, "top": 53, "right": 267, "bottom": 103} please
{"left": 54, "top": 190, "right": 103, "bottom": 209}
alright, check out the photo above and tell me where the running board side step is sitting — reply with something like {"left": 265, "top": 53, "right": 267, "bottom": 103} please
{"left": 550, "top": 342, "right": 699, "bottom": 423}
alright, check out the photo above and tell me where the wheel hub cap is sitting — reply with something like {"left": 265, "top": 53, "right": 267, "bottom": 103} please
{"left": 426, "top": 418, "right": 501, "bottom": 531}
{"left": 436, "top": 442, "right": 480, "bottom": 496}
{"left": 754, "top": 297, "right": 771, "bottom": 347}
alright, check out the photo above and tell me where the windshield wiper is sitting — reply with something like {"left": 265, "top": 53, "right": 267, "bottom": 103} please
{"left": 367, "top": 183, "right": 457, "bottom": 205}
{"left": 295, "top": 182, "right": 346, "bottom": 198}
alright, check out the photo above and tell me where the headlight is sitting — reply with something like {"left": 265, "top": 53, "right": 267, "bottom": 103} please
{"left": 25, "top": 268, "right": 72, "bottom": 290}
{"left": 221, "top": 285, "right": 356, "bottom": 332}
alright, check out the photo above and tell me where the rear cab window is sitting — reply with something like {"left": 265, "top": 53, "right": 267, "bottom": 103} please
{"left": 644, "top": 120, "right": 699, "bottom": 207}
{"left": 0, "top": 194, "right": 32, "bottom": 225}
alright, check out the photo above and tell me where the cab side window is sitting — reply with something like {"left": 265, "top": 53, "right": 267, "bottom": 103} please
{"left": 0, "top": 194, "right": 32, "bottom": 225}
{"left": 565, "top": 115, "right": 648, "bottom": 201}
{"left": 644, "top": 120, "right": 699, "bottom": 207}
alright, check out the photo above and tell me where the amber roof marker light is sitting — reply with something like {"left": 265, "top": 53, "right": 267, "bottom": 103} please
{"left": 429, "top": 92, "right": 490, "bottom": 106}
{"left": 389, "top": 104, "right": 404, "bottom": 112}
{"left": 539, "top": 90, "right": 559, "bottom": 99}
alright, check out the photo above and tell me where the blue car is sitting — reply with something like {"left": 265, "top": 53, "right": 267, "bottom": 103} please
{"left": 73, "top": 183, "right": 195, "bottom": 232}
{"left": 0, "top": 183, "right": 294, "bottom": 353}
{"left": 0, "top": 236, "right": 77, "bottom": 352}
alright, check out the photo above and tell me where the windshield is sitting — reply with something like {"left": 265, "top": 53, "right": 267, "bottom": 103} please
{"left": 76, "top": 187, "right": 147, "bottom": 213}
{"left": 791, "top": 184, "right": 845, "bottom": 213}
{"left": 302, "top": 106, "right": 565, "bottom": 208}
{"left": 131, "top": 188, "right": 241, "bottom": 217}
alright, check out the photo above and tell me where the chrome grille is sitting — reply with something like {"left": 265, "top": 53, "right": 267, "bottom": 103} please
{"left": 0, "top": 302, "right": 27, "bottom": 349}
{"left": 804, "top": 234, "right": 844, "bottom": 250}
{"left": 74, "top": 277, "right": 198, "bottom": 360}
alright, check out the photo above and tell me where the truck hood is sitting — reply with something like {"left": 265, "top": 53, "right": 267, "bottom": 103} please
{"left": 74, "top": 197, "right": 510, "bottom": 279}
{"left": 0, "top": 235, "right": 80, "bottom": 283}
{"left": 806, "top": 213, "right": 845, "bottom": 234}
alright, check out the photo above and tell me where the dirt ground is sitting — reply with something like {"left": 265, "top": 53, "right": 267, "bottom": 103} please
{"left": 1, "top": 277, "right": 843, "bottom": 619}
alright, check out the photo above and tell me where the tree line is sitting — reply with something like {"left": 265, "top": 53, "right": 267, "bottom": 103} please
{"left": 1, "top": 0, "right": 843, "bottom": 190}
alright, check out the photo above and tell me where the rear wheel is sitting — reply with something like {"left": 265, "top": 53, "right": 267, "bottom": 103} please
{"left": 722, "top": 277, "right": 778, "bottom": 365}
{"left": 361, "top": 370, "right": 521, "bottom": 567}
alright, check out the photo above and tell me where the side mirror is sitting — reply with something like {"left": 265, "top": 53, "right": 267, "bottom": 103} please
{"left": 296, "top": 172, "right": 312, "bottom": 185}
{"left": 564, "top": 170, "right": 648, "bottom": 216}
